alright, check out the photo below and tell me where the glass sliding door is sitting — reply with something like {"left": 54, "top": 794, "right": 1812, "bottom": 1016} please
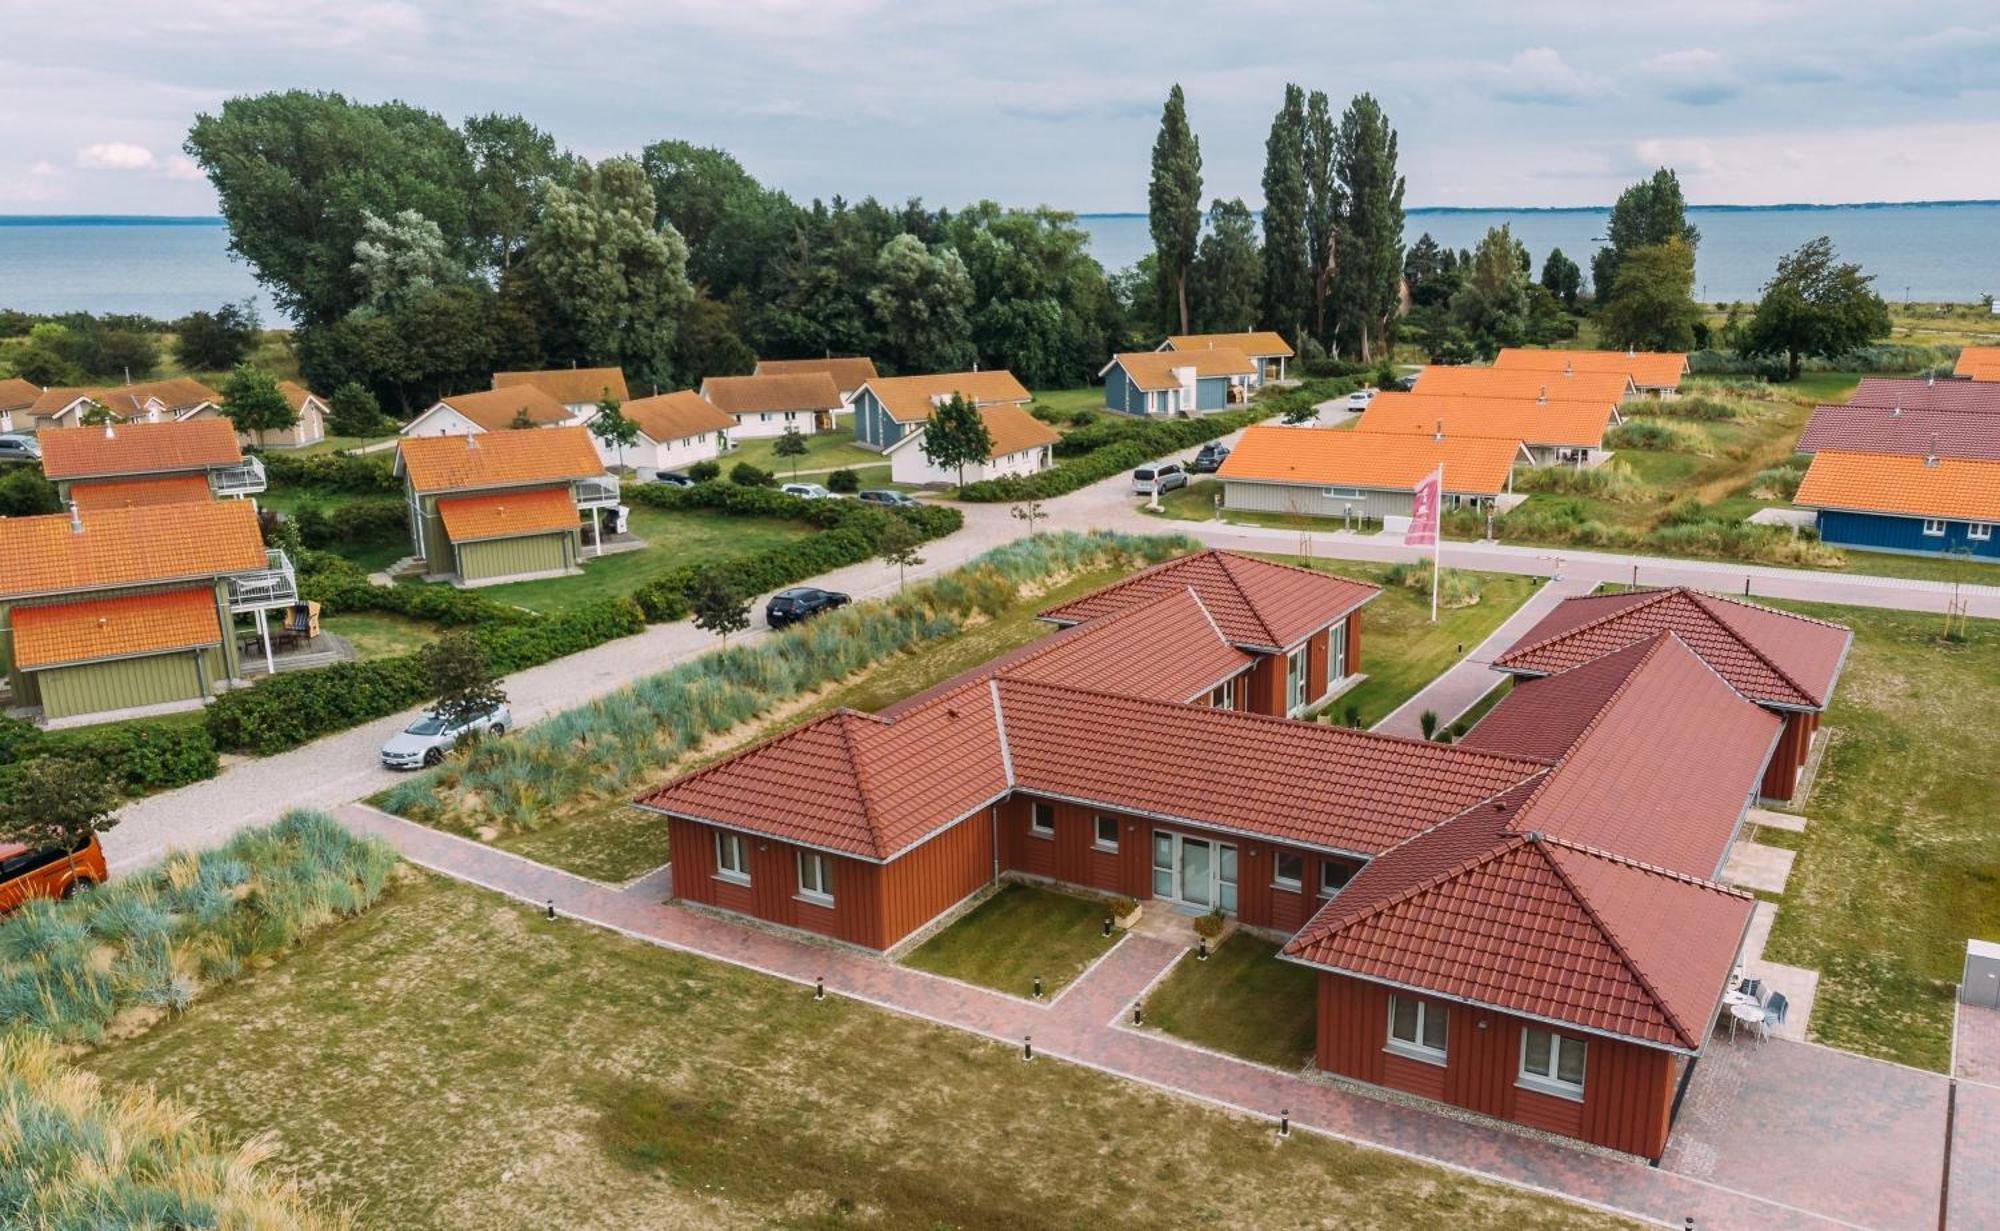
{"left": 1152, "top": 832, "right": 1174, "bottom": 898}
{"left": 1218, "top": 843, "right": 1238, "bottom": 913}
{"left": 1180, "top": 838, "right": 1214, "bottom": 909}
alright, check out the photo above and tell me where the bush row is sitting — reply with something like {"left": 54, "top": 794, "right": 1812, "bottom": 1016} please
{"left": 0, "top": 716, "right": 217, "bottom": 799}
{"left": 1605, "top": 418, "right": 1713, "bottom": 455}
{"left": 260, "top": 448, "right": 398, "bottom": 494}
{"left": 1509, "top": 459, "right": 1654, "bottom": 504}
{"left": 1686, "top": 343, "right": 1956, "bottom": 379}
{"left": 290, "top": 497, "right": 409, "bottom": 551}
{"left": 1501, "top": 496, "right": 1843, "bottom": 566}
{"left": 379, "top": 529, "right": 1197, "bottom": 834}
{"left": 296, "top": 551, "right": 534, "bottom": 626}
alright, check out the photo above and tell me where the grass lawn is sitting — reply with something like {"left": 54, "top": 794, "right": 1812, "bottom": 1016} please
{"left": 724, "top": 429, "right": 878, "bottom": 476}
{"left": 319, "top": 611, "right": 438, "bottom": 661}
{"left": 1143, "top": 933, "right": 1319, "bottom": 1070}
{"left": 289, "top": 434, "right": 396, "bottom": 456}
{"left": 1752, "top": 598, "right": 2000, "bottom": 1071}
{"left": 901, "top": 883, "right": 1117, "bottom": 997}
{"left": 469, "top": 503, "right": 814, "bottom": 615}
{"left": 81, "top": 876, "right": 1626, "bottom": 1228}
{"left": 1027, "top": 386, "right": 1102, "bottom": 420}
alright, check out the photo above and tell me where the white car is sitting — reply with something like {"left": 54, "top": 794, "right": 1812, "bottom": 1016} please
{"left": 1345, "top": 387, "right": 1378, "bottom": 411}
{"left": 781, "top": 482, "right": 833, "bottom": 500}
{"left": 379, "top": 703, "right": 511, "bottom": 770}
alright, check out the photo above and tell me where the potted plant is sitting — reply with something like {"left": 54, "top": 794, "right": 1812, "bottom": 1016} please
{"left": 1108, "top": 896, "right": 1142, "bottom": 931}
{"left": 1192, "top": 908, "right": 1226, "bottom": 941}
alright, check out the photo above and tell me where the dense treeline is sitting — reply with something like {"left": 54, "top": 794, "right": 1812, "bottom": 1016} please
{"left": 182, "top": 92, "right": 1123, "bottom": 412}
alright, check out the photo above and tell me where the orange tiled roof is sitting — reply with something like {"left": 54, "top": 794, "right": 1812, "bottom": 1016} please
{"left": 1356, "top": 391, "right": 1616, "bottom": 449}
{"left": 0, "top": 502, "right": 266, "bottom": 600}
{"left": 1413, "top": 365, "right": 1632, "bottom": 404}
{"left": 423, "top": 386, "right": 573, "bottom": 432}
{"left": 859, "top": 371, "right": 1032, "bottom": 424}
{"left": 1217, "top": 424, "right": 1519, "bottom": 495}
{"left": 12, "top": 586, "right": 222, "bottom": 670}
{"left": 1166, "top": 331, "right": 1295, "bottom": 359}
{"left": 493, "top": 367, "right": 630, "bottom": 406}
{"left": 38, "top": 419, "right": 243, "bottom": 480}
{"left": 1953, "top": 346, "right": 2000, "bottom": 380}
{"left": 1106, "top": 348, "right": 1256, "bottom": 391}
{"left": 436, "top": 486, "right": 580, "bottom": 543}
{"left": 1793, "top": 449, "right": 2000, "bottom": 522}
{"left": 396, "top": 425, "right": 604, "bottom": 494}
{"left": 1493, "top": 347, "right": 1687, "bottom": 390}
{"left": 701, "top": 372, "right": 843, "bottom": 416}
{"left": 753, "top": 357, "right": 879, "bottom": 396}
{"left": 62, "top": 377, "right": 221, "bottom": 421}
{"left": 68, "top": 474, "right": 216, "bottom": 512}
{"left": 618, "top": 391, "right": 734, "bottom": 444}
{"left": 277, "top": 381, "right": 326, "bottom": 413}
{"left": 971, "top": 402, "right": 1060, "bottom": 459}
{"left": 0, "top": 377, "right": 40, "bottom": 412}
{"left": 27, "top": 386, "right": 91, "bottom": 417}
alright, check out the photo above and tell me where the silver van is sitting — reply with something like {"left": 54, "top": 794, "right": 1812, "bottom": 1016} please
{"left": 1132, "top": 461, "right": 1188, "bottom": 496}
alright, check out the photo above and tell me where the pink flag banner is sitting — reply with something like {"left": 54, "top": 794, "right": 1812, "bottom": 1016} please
{"left": 1405, "top": 465, "right": 1443, "bottom": 547}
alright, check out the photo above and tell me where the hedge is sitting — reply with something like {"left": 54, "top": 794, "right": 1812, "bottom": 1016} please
{"left": 0, "top": 715, "right": 218, "bottom": 800}
{"left": 259, "top": 449, "right": 399, "bottom": 494}
{"left": 296, "top": 552, "right": 535, "bottom": 626}
{"left": 291, "top": 497, "right": 408, "bottom": 551}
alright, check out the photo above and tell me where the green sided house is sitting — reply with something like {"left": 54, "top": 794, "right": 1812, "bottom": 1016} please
{"left": 39, "top": 419, "right": 267, "bottom": 507}
{"left": 394, "top": 426, "right": 615, "bottom": 587}
{"left": 0, "top": 500, "right": 295, "bottom": 723}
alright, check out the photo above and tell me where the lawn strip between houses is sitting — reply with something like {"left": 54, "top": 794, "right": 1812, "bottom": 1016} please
{"left": 1141, "top": 933, "right": 1320, "bottom": 1071}
{"left": 79, "top": 874, "right": 1635, "bottom": 1230}
{"left": 900, "top": 883, "right": 1117, "bottom": 998}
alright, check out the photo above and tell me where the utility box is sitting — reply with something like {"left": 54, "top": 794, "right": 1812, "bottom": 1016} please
{"left": 1964, "top": 938, "right": 2000, "bottom": 1008}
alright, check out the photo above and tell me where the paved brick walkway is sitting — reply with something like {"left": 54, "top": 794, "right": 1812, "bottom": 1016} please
{"left": 1372, "top": 574, "right": 1596, "bottom": 737}
{"left": 1950, "top": 1004, "right": 2000, "bottom": 1231}
{"left": 340, "top": 802, "right": 1871, "bottom": 1230}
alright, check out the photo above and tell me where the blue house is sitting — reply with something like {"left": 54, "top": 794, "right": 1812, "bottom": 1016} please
{"left": 1793, "top": 449, "right": 2000, "bottom": 559}
{"left": 1100, "top": 348, "right": 1255, "bottom": 416}
{"left": 850, "top": 370, "right": 1032, "bottom": 451}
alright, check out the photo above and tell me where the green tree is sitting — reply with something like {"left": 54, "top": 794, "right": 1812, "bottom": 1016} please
{"left": 588, "top": 395, "right": 641, "bottom": 469}
{"left": 218, "top": 364, "right": 296, "bottom": 448}
{"left": 1540, "top": 248, "right": 1583, "bottom": 311}
{"left": 350, "top": 208, "right": 461, "bottom": 313}
{"left": 1302, "top": 89, "right": 1343, "bottom": 345}
{"left": 1592, "top": 168, "right": 1699, "bottom": 308}
{"left": 1599, "top": 237, "right": 1702, "bottom": 352}
{"left": 1148, "top": 84, "right": 1204, "bottom": 334}
{"left": 174, "top": 302, "right": 260, "bottom": 371}
{"left": 11, "top": 323, "right": 75, "bottom": 386}
{"left": 516, "top": 157, "right": 694, "bottom": 392}
{"left": 876, "top": 516, "right": 925, "bottom": 590}
{"left": 326, "top": 381, "right": 386, "bottom": 437}
{"left": 1331, "top": 94, "right": 1406, "bottom": 362}
{"left": 0, "top": 468, "right": 61, "bottom": 517}
{"left": 464, "top": 113, "right": 569, "bottom": 272}
{"left": 1191, "top": 199, "right": 1262, "bottom": 333}
{"left": 1740, "top": 236, "right": 1891, "bottom": 380}
{"left": 1449, "top": 225, "right": 1531, "bottom": 357}
{"left": 78, "top": 400, "right": 115, "bottom": 427}
{"left": 421, "top": 631, "right": 507, "bottom": 733}
{"left": 672, "top": 291, "right": 758, "bottom": 387}
{"left": 688, "top": 572, "right": 751, "bottom": 645}
{"left": 868, "top": 234, "right": 975, "bottom": 372}
{"left": 1259, "top": 85, "right": 1310, "bottom": 344}
{"left": 1010, "top": 499, "right": 1046, "bottom": 536}
{"left": 0, "top": 756, "right": 121, "bottom": 886}
{"left": 772, "top": 426, "right": 810, "bottom": 477}
{"left": 90, "top": 331, "right": 158, "bottom": 382}
{"left": 920, "top": 393, "right": 993, "bottom": 488}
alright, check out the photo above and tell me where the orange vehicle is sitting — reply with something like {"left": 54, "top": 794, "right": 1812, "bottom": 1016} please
{"left": 0, "top": 835, "right": 107, "bottom": 913}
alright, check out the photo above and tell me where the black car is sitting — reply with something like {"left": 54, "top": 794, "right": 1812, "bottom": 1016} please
{"left": 1189, "top": 442, "right": 1231, "bottom": 473}
{"left": 766, "top": 586, "right": 849, "bottom": 628}
{"left": 856, "top": 489, "right": 920, "bottom": 507}
{"left": 655, "top": 471, "right": 696, "bottom": 487}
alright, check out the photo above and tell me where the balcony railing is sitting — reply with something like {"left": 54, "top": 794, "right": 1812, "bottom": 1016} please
{"left": 573, "top": 474, "right": 621, "bottom": 508}
{"left": 227, "top": 549, "right": 298, "bottom": 612}
{"left": 212, "top": 455, "right": 267, "bottom": 498}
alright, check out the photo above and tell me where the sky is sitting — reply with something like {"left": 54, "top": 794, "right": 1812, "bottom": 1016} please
{"left": 2, "top": 0, "right": 1997, "bottom": 215}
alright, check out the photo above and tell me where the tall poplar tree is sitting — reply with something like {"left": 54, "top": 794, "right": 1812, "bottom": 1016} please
{"left": 1259, "top": 85, "right": 1310, "bottom": 345}
{"left": 1302, "top": 90, "right": 1343, "bottom": 346}
{"left": 1331, "top": 94, "right": 1407, "bottom": 362}
{"left": 1592, "top": 168, "right": 1700, "bottom": 307}
{"left": 1148, "top": 84, "right": 1204, "bottom": 335}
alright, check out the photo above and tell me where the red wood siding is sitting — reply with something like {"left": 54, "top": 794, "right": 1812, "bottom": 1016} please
{"left": 1761, "top": 710, "right": 1817, "bottom": 802}
{"left": 1344, "top": 609, "right": 1362, "bottom": 677}
{"left": 876, "top": 810, "right": 996, "bottom": 948}
{"left": 1245, "top": 652, "right": 1283, "bottom": 716}
{"left": 1314, "top": 972, "right": 1679, "bottom": 1157}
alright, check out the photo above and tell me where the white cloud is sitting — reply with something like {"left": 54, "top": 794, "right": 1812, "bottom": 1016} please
{"left": 1644, "top": 49, "right": 1739, "bottom": 106}
{"left": 1487, "top": 47, "right": 1604, "bottom": 106}
{"left": 1632, "top": 138, "right": 1720, "bottom": 176}
{"left": 164, "top": 155, "right": 206, "bottom": 181}
{"left": 76, "top": 141, "right": 157, "bottom": 170}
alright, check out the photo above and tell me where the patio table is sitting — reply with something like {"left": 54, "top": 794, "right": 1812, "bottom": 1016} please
{"left": 1729, "top": 1001, "right": 1765, "bottom": 1041}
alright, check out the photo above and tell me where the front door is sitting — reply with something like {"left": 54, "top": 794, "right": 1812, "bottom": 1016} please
{"left": 1152, "top": 831, "right": 1238, "bottom": 914}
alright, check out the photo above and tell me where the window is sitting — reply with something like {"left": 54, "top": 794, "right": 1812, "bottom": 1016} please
{"left": 1273, "top": 851, "right": 1304, "bottom": 890}
{"left": 1922, "top": 518, "right": 1947, "bottom": 537}
{"left": 1030, "top": 802, "right": 1055, "bottom": 837}
{"left": 1286, "top": 646, "right": 1309, "bottom": 713}
{"left": 1319, "top": 861, "right": 1354, "bottom": 896}
{"left": 797, "top": 851, "right": 833, "bottom": 905}
{"left": 1971, "top": 523, "right": 1993, "bottom": 541}
{"left": 1387, "top": 995, "right": 1447, "bottom": 1062}
{"left": 1208, "top": 678, "right": 1236, "bottom": 710}
{"left": 1519, "top": 1028, "right": 1587, "bottom": 1098}
{"left": 1328, "top": 620, "right": 1348, "bottom": 681}
{"left": 713, "top": 833, "right": 749, "bottom": 885}
{"left": 1094, "top": 815, "right": 1120, "bottom": 851}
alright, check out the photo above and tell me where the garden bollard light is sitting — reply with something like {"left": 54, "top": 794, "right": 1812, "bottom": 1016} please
{"left": 1023, "top": 1034, "right": 1033, "bottom": 1061}
{"left": 1279, "top": 1108, "right": 1290, "bottom": 1138}
{"left": 1033, "top": 976, "right": 1043, "bottom": 999}
{"left": 545, "top": 900, "right": 556, "bottom": 921}
{"left": 1197, "top": 936, "right": 1208, "bottom": 961}
{"left": 814, "top": 976, "right": 825, "bottom": 1002}
{"left": 1133, "top": 1002, "right": 1143, "bottom": 1026}
{"left": 1102, "top": 916, "right": 1112, "bottom": 937}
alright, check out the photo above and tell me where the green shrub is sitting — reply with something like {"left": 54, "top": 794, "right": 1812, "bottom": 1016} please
{"left": 261, "top": 449, "right": 398, "bottom": 494}
{"left": 1606, "top": 419, "right": 1712, "bottom": 455}
{"left": 291, "top": 496, "right": 407, "bottom": 550}
{"left": 1510, "top": 460, "right": 1653, "bottom": 503}
{"left": 730, "top": 461, "right": 776, "bottom": 487}
{"left": 0, "top": 719, "right": 217, "bottom": 798}
{"left": 1640, "top": 394, "right": 1743, "bottom": 421}
{"left": 827, "top": 467, "right": 861, "bottom": 494}
{"left": 687, "top": 459, "right": 722, "bottom": 482}
{"left": 1749, "top": 458, "right": 1808, "bottom": 501}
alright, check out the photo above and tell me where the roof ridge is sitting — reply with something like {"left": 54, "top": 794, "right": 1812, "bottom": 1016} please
{"left": 1676, "top": 591, "right": 1821, "bottom": 706}
{"left": 1535, "top": 840, "right": 1699, "bottom": 1050}
{"left": 1182, "top": 585, "right": 1231, "bottom": 649}
{"left": 1036, "top": 549, "right": 1210, "bottom": 622}
{"left": 1210, "top": 552, "right": 1281, "bottom": 646}
{"left": 1300, "top": 828, "right": 1532, "bottom": 949}
{"left": 1536, "top": 833, "right": 1753, "bottom": 897}
{"left": 832, "top": 712, "right": 887, "bottom": 859}
{"left": 1493, "top": 586, "right": 1680, "bottom": 667}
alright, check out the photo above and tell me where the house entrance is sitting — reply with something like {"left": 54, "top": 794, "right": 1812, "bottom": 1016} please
{"left": 1152, "top": 831, "right": 1238, "bottom": 914}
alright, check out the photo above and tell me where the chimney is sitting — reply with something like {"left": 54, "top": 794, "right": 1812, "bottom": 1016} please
{"left": 68, "top": 500, "right": 82, "bottom": 533}
{"left": 1563, "top": 359, "right": 1573, "bottom": 378}
{"left": 1433, "top": 418, "right": 1444, "bottom": 442}
{"left": 103, "top": 419, "right": 116, "bottom": 440}
{"left": 1891, "top": 404, "right": 1902, "bottom": 417}
{"left": 1538, "top": 384, "right": 1548, "bottom": 402}
{"left": 1927, "top": 372, "right": 1936, "bottom": 388}
{"left": 465, "top": 432, "right": 479, "bottom": 449}
{"left": 1926, "top": 433, "right": 1939, "bottom": 466}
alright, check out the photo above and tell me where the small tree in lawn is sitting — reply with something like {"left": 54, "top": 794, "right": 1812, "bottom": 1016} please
{"left": 587, "top": 394, "right": 641, "bottom": 471}
{"left": 422, "top": 630, "right": 507, "bottom": 732}
{"left": 327, "top": 381, "right": 387, "bottom": 437}
{"left": 689, "top": 572, "right": 751, "bottom": 645}
{"left": 773, "top": 426, "right": 810, "bottom": 478}
{"left": 1740, "top": 236, "right": 1891, "bottom": 381}
{"left": 920, "top": 394, "right": 992, "bottom": 488}
{"left": 219, "top": 363, "right": 297, "bottom": 448}
{"left": 1011, "top": 499, "right": 1046, "bottom": 536}
{"left": 878, "top": 516, "right": 925, "bottom": 590}
{"left": 0, "top": 756, "right": 121, "bottom": 887}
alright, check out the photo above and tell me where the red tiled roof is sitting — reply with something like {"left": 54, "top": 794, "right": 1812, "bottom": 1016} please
{"left": 277, "top": 381, "right": 326, "bottom": 414}
{"left": 1492, "top": 586, "right": 1850, "bottom": 710}
{"left": 396, "top": 425, "right": 604, "bottom": 494}
{"left": 1846, "top": 377, "right": 2000, "bottom": 414}
{"left": 883, "top": 588, "right": 1251, "bottom": 719}
{"left": 1413, "top": 366, "right": 1634, "bottom": 404}
{"left": 12, "top": 586, "right": 222, "bottom": 670}
{"left": 1954, "top": 347, "right": 2000, "bottom": 380}
{"left": 617, "top": 392, "right": 734, "bottom": 444}
{"left": 493, "top": 367, "right": 630, "bottom": 406}
{"left": 1217, "top": 424, "right": 1520, "bottom": 497}
{"left": 1166, "top": 331, "right": 1295, "bottom": 359}
{"left": 436, "top": 487, "right": 579, "bottom": 543}
{"left": 1356, "top": 391, "right": 1617, "bottom": 449}
{"left": 857, "top": 371, "right": 1033, "bottom": 424}
{"left": 1797, "top": 403, "right": 2000, "bottom": 460}
{"left": 754, "top": 357, "right": 879, "bottom": 396}
{"left": 67, "top": 474, "right": 216, "bottom": 512}
{"left": 701, "top": 373, "right": 843, "bottom": 416}
{"left": 1107, "top": 348, "right": 1256, "bottom": 391}
{"left": 1039, "top": 549, "right": 1378, "bottom": 652}
{"left": 0, "top": 502, "right": 267, "bottom": 600}
{"left": 38, "top": 419, "right": 243, "bottom": 481}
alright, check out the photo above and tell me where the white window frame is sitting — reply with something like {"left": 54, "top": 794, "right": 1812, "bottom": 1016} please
{"left": 1209, "top": 677, "right": 1236, "bottom": 710}
{"left": 714, "top": 832, "right": 750, "bottom": 885}
{"left": 1286, "top": 645, "right": 1309, "bottom": 714}
{"left": 796, "top": 851, "right": 834, "bottom": 906}
{"left": 1518, "top": 1027, "right": 1587, "bottom": 1100}
{"left": 1970, "top": 523, "right": 1993, "bottom": 541}
{"left": 1093, "top": 815, "right": 1120, "bottom": 852}
{"left": 1030, "top": 801, "right": 1056, "bottom": 838}
{"left": 1921, "top": 518, "right": 1947, "bottom": 537}
{"left": 1319, "top": 860, "right": 1354, "bottom": 897}
{"left": 1386, "top": 994, "right": 1448, "bottom": 1064}
{"left": 1272, "top": 850, "right": 1304, "bottom": 891}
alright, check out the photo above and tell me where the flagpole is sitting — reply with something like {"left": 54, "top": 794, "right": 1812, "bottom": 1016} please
{"left": 1431, "top": 463, "right": 1442, "bottom": 625}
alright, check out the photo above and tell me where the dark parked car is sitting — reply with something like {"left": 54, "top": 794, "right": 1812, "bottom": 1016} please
{"left": 0, "top": 434, "right": 40, "bottom": 463}
{"left": 856, "top": 489, "right": 920, "bottom": 507}
{"left": 766, "top": 586, "right": 849, "bottom": 628}
{"left": 1189, "top": 442, "right": 1231, "bottom": 473}
{"left": 655, "top": 470, "right": 695, "bottom": 487}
